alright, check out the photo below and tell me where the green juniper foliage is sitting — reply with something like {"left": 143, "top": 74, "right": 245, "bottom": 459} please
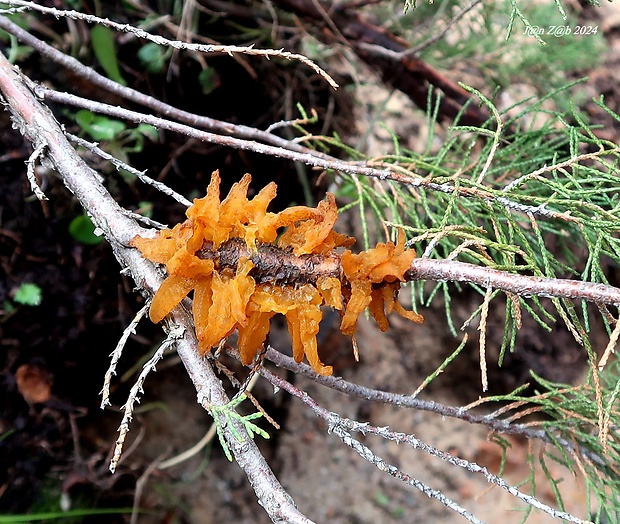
{"left": 294, "top": 70, "right": 620, "bottom": 524}
{"left": 208, "top": 394, "right": 269, "bottom": 462}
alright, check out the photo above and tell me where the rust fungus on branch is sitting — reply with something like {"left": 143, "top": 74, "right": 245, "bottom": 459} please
{"left": 131, "top": 171, "right": 423, "bottom": 375}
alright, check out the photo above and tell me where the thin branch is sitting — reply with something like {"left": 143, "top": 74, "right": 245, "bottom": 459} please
{"left": 259, "top": 366, "right": 485, "bottom": 523}
{"left": 336, "top": 419, "right": 592, "bottom": 524}
{"left": 31, "top": 83, "right": 400, "bottom": 182}
{"left": 22, "top": 74, "right": 604, "bottom": 224}
{"left": 100, "top": 302, "right": 151, "bottom": 409}
{"left": 66, "top": 132, "right": 192, "bottom": 207}
{"left": 0, "top": 16, "right": 325, "bottom": 156}
{"left": 3, "top": 0, "right": 338, "bottom": 89}
{"left": 110, "top": 325, "right": 182, "bottom": 473}
{"left": 333, "top": 426, "right": 484, "bottom": 524}
{"left": 262, "top": 348, "right": 607, "bottom": 467}
{"left": 408, "top": 258, "right": 620, "bottom": 306}
{"left": 198, "top": 237, "right": 342, "bottom": 286}
{"left": 381, "top": 162, "right": 578, "bottom": 222}
{"left": 25, "top": 142, "right": 48, "bottom": 200}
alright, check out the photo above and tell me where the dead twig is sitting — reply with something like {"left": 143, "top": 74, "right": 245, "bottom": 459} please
{"left": 110, "top": 324, "right": 183, "bottom": 473}
{"left": 3, "top": 0, "right": 338, "bottom": 89}
{"left": 100, "top": 302, "right": 151, "bottom": 409}
{"left": 262, "top": 347, "right": 607, "bottom": 467}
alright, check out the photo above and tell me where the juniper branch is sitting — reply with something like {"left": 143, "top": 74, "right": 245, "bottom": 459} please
{"left": 191, "top": 236, "right": 620, "bottom": 307}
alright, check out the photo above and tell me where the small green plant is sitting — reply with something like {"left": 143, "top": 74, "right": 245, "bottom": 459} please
{"left": 137, "top": 42, "right": 170, "bottom": 74}
{"left": 90, "top": 24, "right": 126, "bottom": 86}
{"left": 75, "top": 109, "right": 126, "bottom": 142}
{"left": 13, "top": 282, "right": 42, "bottom": 306}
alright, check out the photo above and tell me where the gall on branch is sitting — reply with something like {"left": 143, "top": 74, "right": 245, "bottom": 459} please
{"left": 131, "top": 171, "right": 423, "bottom": 375}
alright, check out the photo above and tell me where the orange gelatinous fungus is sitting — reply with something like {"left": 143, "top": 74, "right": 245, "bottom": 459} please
{"left": 131, "top": 170, "right": 424, "bottom": 375}
{"left": 394, "top": 300, "right": 424, "bottom": 324}
{"left": 317, "top": 276, "right": 343, "bottom": 310}
{"left": 339, "top": 279, "right": 373, "bottom": 336}
{"left": 368, "top": 287, "right": 390, "bottom": 332}
{"left": 148, "top": 275, "right": 197, "bottom": 323}
{"left": 192, "top": 276, "right": 213, "bottom": 349}
{"left": 238, "top": 308, "right": 274, "bottom": 365}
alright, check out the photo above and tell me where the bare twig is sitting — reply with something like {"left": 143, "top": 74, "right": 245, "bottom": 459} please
{"left": 336, "top": 419, "right": 592, "bottom": 524}
{"left": 408, "top": 258, "right": 620, "bottom": 307}
{"left": 111, "top": 324, "right": 183, "bottom": 473}
{"left": 100, "top": 302, "right": 151, "bottom": 409}
{"left": 32, "top": 83, "right": 401, "bottom": 182}
{"left": 333, "top": 427, "right": 484, "bottom": 524}
{"left": 25, "top": 142, "right": 48, "bottom": 200}
{"left": 3, "top": 0, "right": 338, "bottom": 89}
{"left": 0, "top": 16, "right": 326, "bottom": 156}
{"left": 66, "top": 132, "right": 192, "bottom": 207}
{"left": 259, "top": 366, "right": 484, "bottom": 523}
{"left": 14, "top": 69, "right": 606, "bottom": 224}
{"left": 262, "top": 347, "right": 607, "bottom": 467}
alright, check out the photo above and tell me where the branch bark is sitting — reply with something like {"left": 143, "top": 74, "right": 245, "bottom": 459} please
{"left": 196, "top": 236, "right": 620, "bottom": 307}
{"left": 0, "top": 50, "right": 312, "bottom": 524}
